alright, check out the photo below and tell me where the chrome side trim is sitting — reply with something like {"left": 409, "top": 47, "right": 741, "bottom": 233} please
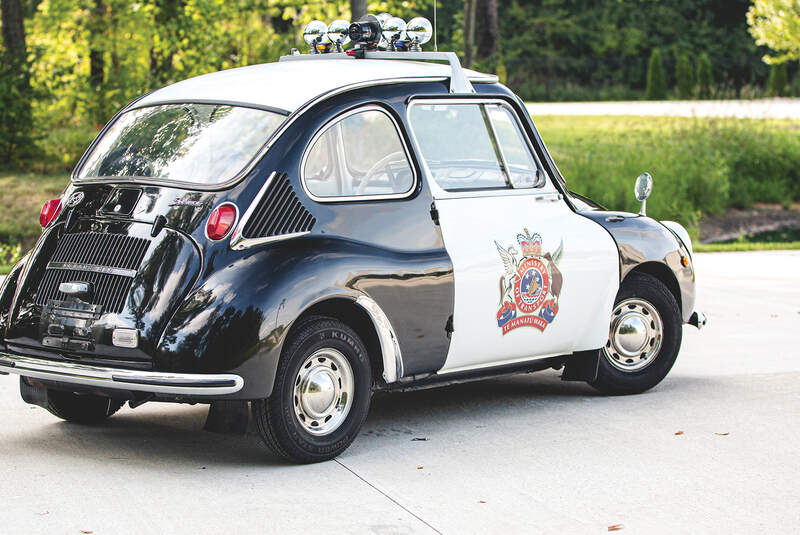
{"left": 299, "top": 105, "right": 418, "bottom": 203}
{"left": 231, "top": 231, "right": 311, "bottom": 251}
{"left": 355, "top": 295, "right": 403, "bottom": 383}
{"left": 47, "top": 262, "right": 137, "bottom": 278}
{"left": 229, "top": 171, "right": 275, "bottom": 249}
{"left": 0, "top": 353, "right": 244, "bottom": 396}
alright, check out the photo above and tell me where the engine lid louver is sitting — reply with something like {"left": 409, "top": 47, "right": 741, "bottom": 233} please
{"left": 35, "top": 232, "right": 151, "bottom": 314}
{"left": 241, "top": 173, "right": 315, "bottom": 239}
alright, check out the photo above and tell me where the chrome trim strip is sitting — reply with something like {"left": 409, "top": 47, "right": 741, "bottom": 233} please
{"left": 47, "top": 262, "right": 137, "bottom": 278}
{"left": 0, "top": 353, "right": 244, "bottom": 396}
{"left": 355, "top": 295, "right": 403, "bottom": 383}
{"left": 229, "top": 171, "right": 276, "bottom": 249}
{"left": 231, "top": 231, "right": 311, "bottom": 251}
{"left": 299, "top": 105, "right": 418, "bottom": 203}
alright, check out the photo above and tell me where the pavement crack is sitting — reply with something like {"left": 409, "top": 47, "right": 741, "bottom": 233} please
{"left": 334, "top": 459, "right": 442, "bottom": 534}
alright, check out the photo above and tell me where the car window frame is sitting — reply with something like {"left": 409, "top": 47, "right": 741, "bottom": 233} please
{"left": 300, "top": 104, "right": 418, "bottom": 203}
{"left": 72, "top": 100, "right": 291, "bottom": 191}
{"left": 406, "top": 98, "right": 557, "bottom": 199}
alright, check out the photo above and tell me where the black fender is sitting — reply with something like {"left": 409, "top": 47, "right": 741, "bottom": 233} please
{"left": 0, "top": 254, "right": 29, "bottom": 340}
{"left": 156, "top": 236, "right": 452, "bottom": 399}
{"left": 580, "top": 211, "right": 695, "bottom": 322}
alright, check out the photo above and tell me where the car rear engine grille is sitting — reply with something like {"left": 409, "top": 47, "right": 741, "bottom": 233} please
{"left": 242, "top": 173, "right": 315, "bottom": 239}
{"left": 50, "top": 231, "right": 150, "bottom": 270}
{"left": 35, "top": 232, "right": 151, "bottom": 314}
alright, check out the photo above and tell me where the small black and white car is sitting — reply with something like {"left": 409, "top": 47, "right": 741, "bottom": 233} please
{"left": 0, "top": 16, "right": 705, "bottom": 463}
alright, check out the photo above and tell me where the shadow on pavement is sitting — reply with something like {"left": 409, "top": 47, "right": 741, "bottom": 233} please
{"left": 2, "top": 370, "right": 722, "bottom": 468}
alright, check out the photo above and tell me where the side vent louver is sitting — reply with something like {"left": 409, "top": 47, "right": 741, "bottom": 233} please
{"left": 241, "top": 173, "right": 315, "bottom": 239}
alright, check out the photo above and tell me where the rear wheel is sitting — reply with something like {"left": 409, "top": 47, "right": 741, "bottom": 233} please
{"left": 46, "top": 390, "right": 125, "bottom": 424}
{"left": 590, "top": 272, "right": 682, "bottom": 395}
{"left": 252, "top": 316, "right": 372, "bottom": 463}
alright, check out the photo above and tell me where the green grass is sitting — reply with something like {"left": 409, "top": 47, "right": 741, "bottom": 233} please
{"left": 533, "top": 115, "right": 800, "bottom": 239}
{"left": 695, "top": 241, "right": 800, "bottom": 252}
{"left": 0, "top": 170, "right": 69, "bottom": 249}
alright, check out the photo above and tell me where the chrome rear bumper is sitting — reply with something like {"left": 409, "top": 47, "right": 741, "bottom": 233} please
{"left": 0, "top": 353, "right": 243, "bottom": 396}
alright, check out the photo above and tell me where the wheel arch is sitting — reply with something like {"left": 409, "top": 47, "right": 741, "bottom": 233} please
{"left": 287, "top": 296, "right": 398, "bottom": 387}
{"left": 625, "top": 261, "right": 682, "bottom": 311}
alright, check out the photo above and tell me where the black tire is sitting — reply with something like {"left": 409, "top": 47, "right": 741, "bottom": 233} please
{"left": 590, "top": 272, "right": 682, "bottom": 395}
{"left": 252, "top": 316, "right": 372, "bottom": 463}
{"left": 46, "top": 390, "right": 125, "bottom": 424}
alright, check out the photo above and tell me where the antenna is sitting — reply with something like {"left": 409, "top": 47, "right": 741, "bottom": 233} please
{"left": 433, "top": 0, "right": 438, "bottom": 52}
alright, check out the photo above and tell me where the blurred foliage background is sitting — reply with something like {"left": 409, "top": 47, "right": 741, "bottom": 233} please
{"left": 0, "top": 0, "right": 799, "bottom": 256}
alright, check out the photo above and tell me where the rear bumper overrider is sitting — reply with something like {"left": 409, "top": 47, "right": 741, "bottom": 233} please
{"left": 0, "top": 352, "right": 244, "bottom": 395}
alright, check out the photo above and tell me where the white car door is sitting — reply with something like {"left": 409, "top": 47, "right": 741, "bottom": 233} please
{"left": 408, "top": 99, "right": 619, "bottom": 373}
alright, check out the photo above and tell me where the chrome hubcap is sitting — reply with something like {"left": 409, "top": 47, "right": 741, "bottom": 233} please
{"left": 603, "top": 298, "right": 663, "bottom": 372}
{"left": 293, "top": 348, "right": 353, "bottom": 435}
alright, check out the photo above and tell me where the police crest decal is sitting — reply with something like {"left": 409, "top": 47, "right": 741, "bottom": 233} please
{"left": 495, "top": 229, "right": 563, "bottom": 334}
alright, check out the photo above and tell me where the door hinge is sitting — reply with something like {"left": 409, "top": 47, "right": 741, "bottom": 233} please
{"left": 429, "top": 202, "right": 440, "bottom": 226}
{"left": 445, "top": 315, "right": 454, "bottom": 338}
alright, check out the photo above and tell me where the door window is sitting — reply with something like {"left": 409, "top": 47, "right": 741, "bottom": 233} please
{"left": 303, "top": 108, "right": 415, "bottom": 200}
{"left": 409, "top": 102, "right": 546, "bottom": 192}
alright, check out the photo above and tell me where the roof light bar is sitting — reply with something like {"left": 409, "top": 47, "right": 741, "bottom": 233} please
{"left": 301, "top": 14, "right": 434, "bottom": 54}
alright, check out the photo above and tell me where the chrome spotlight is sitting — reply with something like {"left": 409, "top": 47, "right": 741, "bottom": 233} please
{"left": 405, "top": 17, "right": 432, "bottom": 51}
{"left": 382, "top": 17, "right": 407, "bottom": 50}
{"left": 327, "top": 19, "right": 351, "bottom": 52}
{"left": 303, "top": 20, "right": 329, "bottom": 53}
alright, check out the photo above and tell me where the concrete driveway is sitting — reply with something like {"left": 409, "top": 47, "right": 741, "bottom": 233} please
{"left": 1, "top": 251, "right": 798, "bottom": 534}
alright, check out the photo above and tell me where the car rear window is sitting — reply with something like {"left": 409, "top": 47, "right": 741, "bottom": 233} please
{"left": 77, "top": 103, "right": 285, "bottom": 185}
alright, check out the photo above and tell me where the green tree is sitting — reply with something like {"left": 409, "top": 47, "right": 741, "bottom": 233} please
{"left": 1, "top": 0, "right": 36, "bottom": 166}
{"left": 676, "top": 53, "right": 694, "bottom": 99}
{"left": 697, "top": 52, "right": 714, "bottom": 98}
{"left": 767, "top": 63, "right": 788, "bottom": 96}
{"left": 747, "top": 0, "right": 800, "bottom": 64}
{"left": 646, "top": 48, "right": 667, "bottom": 100}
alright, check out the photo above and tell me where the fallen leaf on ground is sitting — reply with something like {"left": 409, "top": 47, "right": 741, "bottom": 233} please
{"left": 411, "top": 437, "right": 429, "bottom": 441}
{"left": 608, "top": 524, "right": 624, "bottom": 531}
{"left": 417, "top": 466, "right": 423, "bottom": 470}
{"left": 715, "top": 432, "right": 729, "bottom": 436}
{"left": 479, "top": 500, "right": 487, "bottom": 504}
{"left": 674, "top": 430, "right": 684, "bottom": 435}
{"left": 80, "top": 531, "right": 93, "bottom": 534}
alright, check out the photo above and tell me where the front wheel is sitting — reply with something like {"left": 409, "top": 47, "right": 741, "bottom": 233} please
{"left": 252, "top": 316, "right": 372, "bottom": 463}
{"left": 590, "top": 272, "right": 682, "bottom": 395}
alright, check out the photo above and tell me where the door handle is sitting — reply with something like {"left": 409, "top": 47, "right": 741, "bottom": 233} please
{"left": 534, "top": 193, "right": 563, "bottom": 202}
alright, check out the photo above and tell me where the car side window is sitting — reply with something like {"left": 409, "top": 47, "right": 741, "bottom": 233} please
{"left": 409, "top": 102, "right": 546, "bottom": 192}
{"left": 303, "top": 108, "right": 415, "bottom": 199}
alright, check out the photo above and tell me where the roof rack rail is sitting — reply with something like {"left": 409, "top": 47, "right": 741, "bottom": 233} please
{"left": 278, "top": 51, "right": 476, "bottom": 94}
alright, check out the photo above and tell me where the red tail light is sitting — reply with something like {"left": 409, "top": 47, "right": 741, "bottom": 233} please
{"left": 205, "top": 203, "right": 238, "bottom": 241}
{"left": 40, "top": 198, "right": 63, "bottom": 227}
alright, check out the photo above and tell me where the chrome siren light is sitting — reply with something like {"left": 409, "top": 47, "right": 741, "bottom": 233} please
{"left": 303, "top": 20, "right": 329, "bottom": 53}
{"left": 382, "top": 17, "right": 407, "bottom": 50}
{"left": 406, "top": 17, "right": 432, "bottom": 50}
{"left": 327, "top": 19, "right": 351, "bottom": 52}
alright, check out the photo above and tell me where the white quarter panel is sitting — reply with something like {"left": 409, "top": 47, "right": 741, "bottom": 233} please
{"left": 436, "top": 194, "right": 619, "bottom": 373}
